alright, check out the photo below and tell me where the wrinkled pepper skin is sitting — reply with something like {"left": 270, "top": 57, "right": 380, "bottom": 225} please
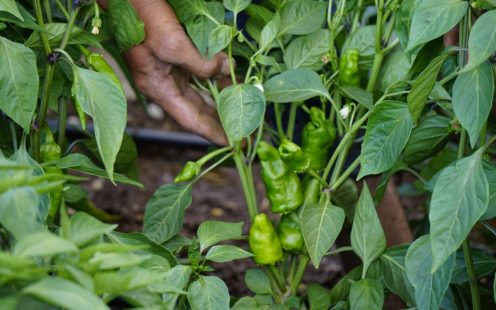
{"left": 278, "top": 139, "right": 310, "bottom": 173}
{"left": 174, "top": 161, "right": 201, "bottom": 183}
{"left": 301, "top": 108, "right": 336, "bottom": 170}
{"left": 302, "top": 177, "right": 321, "bottom": 206}
{"left": 277, "top": 214, "right": 304, "bottom": 252}
{"left": 339, "top": 49, "right": 361, "bottom": 87}
{"left": 249, "top": 213, "right": 283, "bottom": 265}
{"left": 81, "top": 46, "right": 123, "bottom": 90}
{"left": 257, "top": 141, "right": 303, "bottom": 214}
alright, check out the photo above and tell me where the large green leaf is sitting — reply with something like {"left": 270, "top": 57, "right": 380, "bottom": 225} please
{"left": 185, "top": 2, "right": 224, "bottom": 56}
{"left": 278, "top": 0, "right": 327, "bottom": 35}
{"left": 94, "top": 267, "right": 165, "bottom": 294}
{"left": 379, "top": 245, "right": 415, "bottom": 306}
{"left": 284, "top": 29, "right": 330, "bottom": 70}
{"left": 349, "top": 279, "right": 384, "bottom": 310}
{"left": 23, "top": 278, "right": 109, "bottom": 310}
{"left": 0, "top": 0, "right": 22, "bottom": 20}
{"left": 244, "top": 268, "right": 272, "bottom": 295}
{"left": 223, "top": 0, "right": 251, "bottom": 14}
{"left": 143, "top": 184, "right": 192, "bottom": 244}
{"left": 307, "top": 283, "right": 331, "bottom": 310}
{"left": 162, "top": 265, "right": 192, "bottom": 307}
{"left": 264, "top": 69, "right": 330, "bottom": 103}
{"left": 205, "top": 245, "right": 253, "bottom": 263}
{"left": 68, "top": 212, "right": 117, "bottom": 246}
{"left": 302, "top": 200, "right": 345, "bottom": 268}
{"left": 197, "top": 221, "right": 243, "bottom": 253}
{"left": 429, "top": 148, "right": 489, "bottom": 272}
{"left": 407, "top": 51, "right": 451, "bottom": 123}
{"left": 0, "top": 187, "right": 43, "bottom": 240}
{"left": 188, "top": 276, "right": 230, "bottom": 310}
{"left": 405, "top": 235, "right": 455, "bottom": 310}
{"left": 395, "top": 0, "right": 417, "bottom": 51}
{"left": 407, "top": 0, "right": 468, "bottom": 51}
{"left": 453, "top": 61, "right": 495, "bottom": 148}
{"left": 451, "top": 248, "right": 496, "bottom": 284}
{"left": 358, "top": 101, "right": 413, "bottom": 178}
{"left": 207, "top": 25, "right": 232, "bottom": 59}
{"left": 259, "top": 15, "right": 280, "bottom": 50}
{"left": 351, "top": 184, "right": 386, "bottom": 277}
{"left": 71, "top": 66, "right": 127, "bottom": 183}
{"left": 0, "top": 36, "right": 39, "bottom": 132}
{"left": 218, "top": 84, "right": 265, "bottom": 141}
{"left": 378, "top": 50, "right": 412, "bottom": 92}
{"left": 463, "top": 10, "right": 496, "bottom": 72}
{"left": 13, "top": 231, "right": 78, "bottom": 258}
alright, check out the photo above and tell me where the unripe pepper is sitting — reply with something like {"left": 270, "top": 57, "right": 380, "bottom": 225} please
{"left": 302, "top": 177, "right": 321, "bottom": 206}
{"left": 301, "top": 107, "right": 336, "bottom": 171}
{"left": 40, "top": 127, "right": 63, "bottom": 220}
{"left": 249, "top": 213, "right": 283, "bottom": 265}
{"left": 339, "top": 49, "right": 361, "bottom": 87}
{"left": 174, "top": 161, "right": 201, "bottom": 183}
{"left": 278, "top": 139, "right": 310, "bottom": 173}
{"left": 257, "top": 141, "right": 303, "bottom": 214}
{"left": 277, "top": 214, "right": 304, "bottom": 252}
{"left": 80, "top": 46, "right": 123, "bottom": 91}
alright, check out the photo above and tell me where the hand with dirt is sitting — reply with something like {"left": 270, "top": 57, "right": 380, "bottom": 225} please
{"left": 98, "top": 0, "right": 229, "bottom": 146}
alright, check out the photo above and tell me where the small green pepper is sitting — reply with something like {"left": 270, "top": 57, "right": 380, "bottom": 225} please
{"left": 278, "top": 139, "right": 310, "bottom": 173}
{"left": 302, "top": 176, "right": 321, "bottom": 206}
{"left": 175, "top": 161, "right": 201, "bottom": 183}
{"left": 302, "top": 108, "right": 336, "bottom": 171}
{"left": 257, "top": 141, "right": 303, "bottom": 214}
{"left": 339, "top": 49, "right": 361, "bottom": 87}
{"left": 277, "top": 214, "right": 304, "bottom": 252}
{"left": 80, "top": 46, "right": 123, "bottom": 91}
{"left": 249, "top": 213, "right": 283, "bottom": 265}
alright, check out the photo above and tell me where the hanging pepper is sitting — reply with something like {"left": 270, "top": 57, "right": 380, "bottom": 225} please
{"left": 302, "top": 177, "right": 321, "bottom": 206}
{"left": 257, "top": 141, "right": 303, "bottom": 214}
{"left": 80, "top": 46, "right": 123, "bottom": 91}
{"left": 249, "top": 213, "right": 283, "bottom": 265}
{"left": 339, "top": 49, "right": 361, "bottom": 87}
{"left": 277, "top": 214, "right": 304, "bottom": 252}
{"left": 301, "top": 107, "right": 336, "bottom": 171}
{"left": 174, "top": 147, "right": 232, "bottom": 183}
{"left": 278, "top": 139, "right": 310, "bottom": 173}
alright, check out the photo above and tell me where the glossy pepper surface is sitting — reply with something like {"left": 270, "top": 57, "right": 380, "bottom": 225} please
{"left": 249, "top": 213, "right": 283, "bottom": 265}
{"left": 302, "top": 177, "right": 321, "bottom": 206}
{"left": 301, "top": 107, "right": 336, "bottom": 170}
{"left": 174, "top": 161, "right": 201, "bottom": 183}
{"left": 278, "top": 139, "right": 310, "bottom": 173}
{"left": 257, "top": 141, "right": 303, "bottom": 214}
{"left": 339, "top": 49, "right": 361, "bottom": 87}
{"left": 277, "top": 214, "right": 304, "bottom": 252}
{"left": 80, "top": 46, "right": 123, "bottom": 91}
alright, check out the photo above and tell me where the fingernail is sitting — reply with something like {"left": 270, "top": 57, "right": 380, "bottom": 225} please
{"left": 220, "top": 58, "right": 230, "bottom": 76}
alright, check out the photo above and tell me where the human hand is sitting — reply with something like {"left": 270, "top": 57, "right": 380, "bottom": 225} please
{"left": 102, "top": 0, "right": 230, "bottom": 145}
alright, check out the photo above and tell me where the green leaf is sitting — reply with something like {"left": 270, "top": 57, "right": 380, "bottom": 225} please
{"left": 342, "top": 25, "right": 376, "bottom": 69}
{"left": 185, "top": 3, "right": 224, "bottom": 56}
{"left": 463, "top": 10, "right": 496, "bottom": 72}
{"left": 188, "top": 276, "right": 230, "bottom": 310}
{"left": 351, "top": 184, "right": 386, "bottom": 277}
{"left": 451, "top": 248, "right": 496, "bottom": 284}
{"left": 218, "top": 84, "right": 266, "bottom": 141}
{"left": 302, "top": 200, "right": 345, "bottom": 268}
{"left": 0, "top": 0, "right": 22, "bottom": 20}
{"left": 453, "top": 61, "right": 495, "bottom": 148}
{"left": 482, "top": 160, "right": 496, "bottom": 219}
{"left": 429, "top": 148, "right": 489, "bottom": 272}
{"left": 223, "top": 0, "right": 251, "bottom": 14}
{"left": 71, "top": 66, "right": 127, "bottom": 183}
{"left": 143, "top": 183, "right": 192, "bottom": 243}
{"left": 168, "top": 0, "right": 206, "bottom": 23}
{"left": 359, "top": 101, "right": 413, "bottom": 178}
{"left": 68, "top": 212, "right": 117, "bottom": 246}
{"left": 162, "top": 265, "right": 192, "bottom": 307}
{"left": 278, "top": 0, "right": 327, "bottom": 35}
{"left": 402, "top": 115, "right": 451, "bottom": 165}
{"left": 232, "top": 297, "right": 258, "bottom": 310}
{"left": 339, "top": 86, "right": 373, "bottom": 110}
{"left": 395, "top": 0, "right": 417, "bottom": 51}
{"left": 207, "top": 25, "right": 232, "bottom": 59}
{"left": 197, "top": 221, "right": 243, "bottom": 253}
{"left": 264, "top": 69, "right": 330, "bottom": 103}
{"left": 407, "top": 51, "right": 451, "bottom": 123}
{"left": 107, "top": 0, "right": 145, "bottom": 51}
{"left": 0, "top": 187, "right": 44, "bottom": 240}
{"left": 0, "top": 36, "right": 39, "bottom": 132}
{"left": 379, "top": 245, "right": 415, "bottom": 306}
{"left": 94, "top": 267, "right": 165, "bottom": 294}
{"left": 245, "top": 268, "right": 272, "bottom": 295}
{"left": 349, "top": 279, "right": 384, "bottom": 310}
{"left": 54, "top": 154, "right": 142, "bottom": 188}
{"left": 405, "top": 235, "right": 455, "bottom": 310}
{"left": 205, "top": 245, "right": 253, "bottom": 263}
{"left": 23, "top": 278, "right": 109, "bottom": 310}
{"left": 14, "top": 231, "right": 77, "bottom": 258}
{"left": 407, "top": 0, "right": 468, "bottom": 51}
{"left": 307, "top": 283, "right": 331, "bottom": 310}
{"left": 329, "top": 267, "right": 362, "bottom": 305}
{"left": 259, "top": 15, "right": 280, "bottom": 50}
{"left": 284, "top": 29, "right": 330, "bottom": 70}
{"left": 378, "top": 50, "right": 412, "bottom": 92}
{"left": 0, "top": 3, "right": 41, "bottom": 31}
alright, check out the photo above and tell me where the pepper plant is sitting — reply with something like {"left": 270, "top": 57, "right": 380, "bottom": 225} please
{"left": 1, "top": 0, "right": 496, "bottom": 309}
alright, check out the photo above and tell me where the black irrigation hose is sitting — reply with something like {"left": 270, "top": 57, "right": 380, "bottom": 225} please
{"left": 46, "top": 119, "right": 214, "bottom": 149}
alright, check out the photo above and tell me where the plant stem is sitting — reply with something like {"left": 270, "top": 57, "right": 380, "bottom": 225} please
{"left": 274, "top": 103, "right": 286, "bottom": 140}
{"left": 286, "top": 102, "right": 298, "bottom": 140}
{"left": 462, "top": 240, "right": 481, "bottom": 310}
{"left": 33, "top": 64, "right": 55, "bottom": 160}
{"left": 290, "top": 255, "right": 310, "bottom": 295}
{"left": 330, "top": 155, "right": 361, "bottom": 191}
{"left": 268, "top": 265, "right": 286, "bottom": 292}
{"left": 233, "top": 152, "right": 258, "bottom": 221}
{"left": 57, "top": 97, "right": 67, "bottom": 147}
{"left": 60, "top": 7, "right": 80, "bottom": 50}
{"left": 34, "top": 0, "right": 51, "bottom": 55}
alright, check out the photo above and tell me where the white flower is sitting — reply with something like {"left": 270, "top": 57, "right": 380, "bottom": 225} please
{"left": 254, "top": 83, "right": 264, "bottom": 93}
{"left": 91, "top": 26, "right": 100, "bottom": 35}
{"left": 339, "top": 105, "right": 351, "bottom": 119}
